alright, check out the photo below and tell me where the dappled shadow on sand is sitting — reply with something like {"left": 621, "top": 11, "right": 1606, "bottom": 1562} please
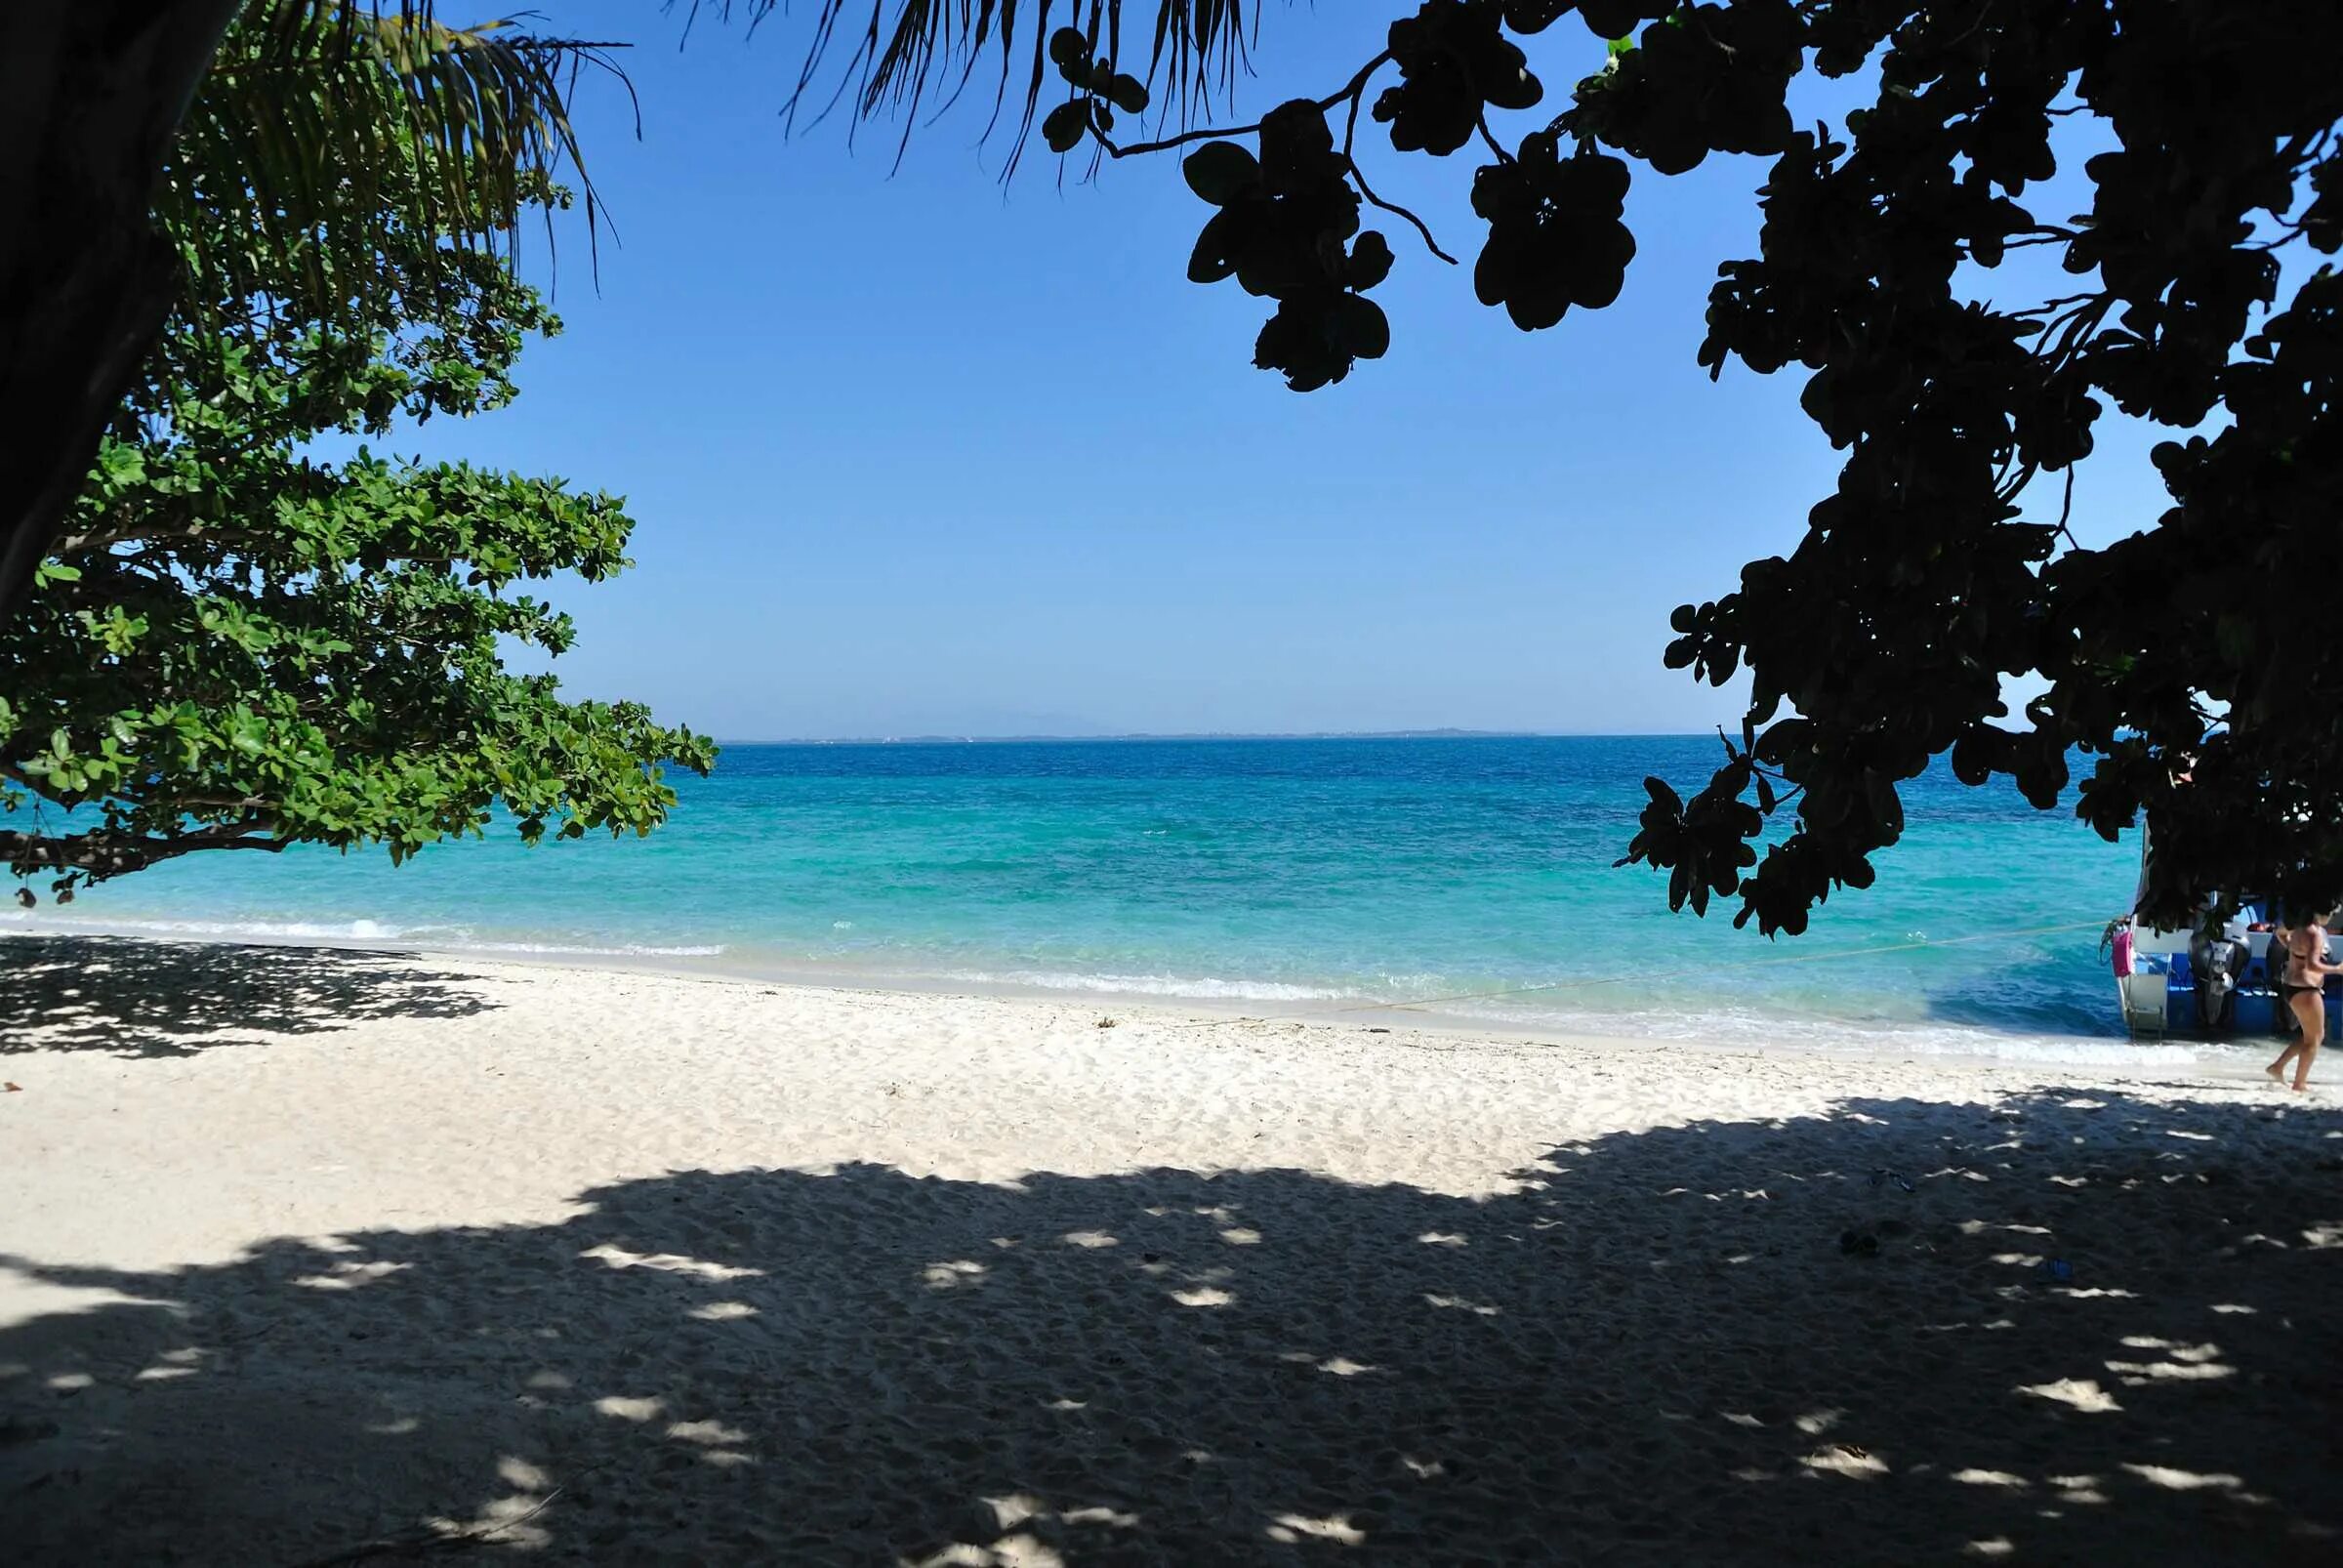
{"left": 0, "top": 935, "right": 500, "bottom": 1057}
{"left": 3, "top": 1089, "right": 2340, "bottom": 1565}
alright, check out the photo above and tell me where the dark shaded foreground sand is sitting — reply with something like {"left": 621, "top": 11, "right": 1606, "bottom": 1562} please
{"left": 1, "top": 939, "right": 2339, "bottom": 1564}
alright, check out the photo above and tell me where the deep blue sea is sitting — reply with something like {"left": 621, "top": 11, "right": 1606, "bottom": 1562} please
{"left": 4, "top": 737, "right": 2152, "bottom": 1057}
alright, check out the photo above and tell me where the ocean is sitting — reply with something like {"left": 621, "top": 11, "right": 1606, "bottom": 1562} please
{"left": 4, "top": 736, "right": 2155, "bottom": 1060}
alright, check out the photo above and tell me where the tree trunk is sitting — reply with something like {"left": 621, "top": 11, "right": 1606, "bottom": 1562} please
{"left": 0, "top": 1, "right": 241, "bottom": 624}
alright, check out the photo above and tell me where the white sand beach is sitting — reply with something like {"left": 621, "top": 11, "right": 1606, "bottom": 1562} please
{"left": 2, "top": 933, "right": 2339, "bottom": 1564}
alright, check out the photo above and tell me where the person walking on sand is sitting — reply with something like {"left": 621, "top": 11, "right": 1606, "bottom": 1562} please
{"left": 2267, "top": 914, "right": 2337, "bottom": 1091}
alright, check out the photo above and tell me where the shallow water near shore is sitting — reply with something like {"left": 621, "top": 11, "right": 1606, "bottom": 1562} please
{"left": 3, "top": 735, "right": 2149, "bottom": 1057}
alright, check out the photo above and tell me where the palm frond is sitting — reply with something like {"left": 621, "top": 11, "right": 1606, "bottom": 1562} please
{"left": 682, "top": 2, "right": 1270, "bottom": 167}
{"left": 159, "top": 3, "right": 631, "bottom": 339}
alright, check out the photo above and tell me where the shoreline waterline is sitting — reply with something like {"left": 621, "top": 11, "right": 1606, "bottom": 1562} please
{"left": 1, "top": 738, "right": 2144, "bottom": 1052}
{"left": 0, "top": 921, "right": 2243, "bottom": 1077}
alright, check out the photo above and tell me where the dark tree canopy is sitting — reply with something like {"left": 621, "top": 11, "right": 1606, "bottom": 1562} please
{"left": 775, "top": 0, "right": 2343, "bottom": 933}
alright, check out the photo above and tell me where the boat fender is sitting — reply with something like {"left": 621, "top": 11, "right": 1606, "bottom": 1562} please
{"left": 2110, "top": 920, "right": 2135, "bottom": 978}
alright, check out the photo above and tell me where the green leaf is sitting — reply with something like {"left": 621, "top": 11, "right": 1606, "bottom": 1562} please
{"left": 1181, "top": 141, "right": 1260, "bottom": 206}
{"left": 1042, "top": 101, "right": 1088, "bottom": 153}
{"left": 1106, "top": 73, "right": 1150, "bottom": 115}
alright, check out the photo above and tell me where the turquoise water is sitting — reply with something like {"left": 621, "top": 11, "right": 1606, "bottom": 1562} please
{"left": 5, "top": 737, "right": 2147, "bottom": 1053}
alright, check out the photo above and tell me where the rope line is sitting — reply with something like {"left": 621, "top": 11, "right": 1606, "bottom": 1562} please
{"left": 1238, "top": 917, "right": 2117, "bottom": 1022}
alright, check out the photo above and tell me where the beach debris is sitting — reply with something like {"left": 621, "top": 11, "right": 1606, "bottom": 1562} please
{"left": 1838, "top": 1229, "right": 1880, "bottom": 1258}
{"left": 1094, "top": 1016, "right": 1118, "bottom": 1029}
{"left": 3, "top": 1082, "right": 20, "bottom": 1093}
{"left": 2041, "top": 1258, "right": 2076, "bottom": 1284}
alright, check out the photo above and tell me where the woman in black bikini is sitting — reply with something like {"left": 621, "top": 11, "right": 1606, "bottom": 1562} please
{"left": 2267, "top": 916, "right": 2336, "bottom": 1092}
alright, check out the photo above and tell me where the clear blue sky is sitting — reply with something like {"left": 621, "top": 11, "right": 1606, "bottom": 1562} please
{"left": 388, "top": 3, "right": 2172, "bottom": 740}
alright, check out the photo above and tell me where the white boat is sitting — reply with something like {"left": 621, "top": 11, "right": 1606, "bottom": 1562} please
{"left": 2114, "top": 834, "right": 2337, "bottom": 1038}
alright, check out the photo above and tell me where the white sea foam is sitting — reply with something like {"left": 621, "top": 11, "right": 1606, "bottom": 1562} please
{"left": 1, "top": 912, "right": 422, "bottom": 943}
{"left": 458, "top": 940, "right": 728, "bottom": 959}
{"left": 0, "top": 915, "right": 2176, "bottom": 1062}
{"left": 945, "top": 969, "right": 1353, "bottom": 1004}
{"left": 0, "top": 912, "right": 721, "bottom": 961}
{"left": 1440, "top": 994, "right": 2195, "bottom": 1065}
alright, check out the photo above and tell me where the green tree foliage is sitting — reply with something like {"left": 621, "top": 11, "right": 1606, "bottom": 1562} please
{"left": 773, "top": 0, "right": 2343, "bottom": 932}
{"left": 0, "top": 2, "right": 619, "bottom": 621}
{"left": 0, "top": 21, "right": 709, "bottom": 898}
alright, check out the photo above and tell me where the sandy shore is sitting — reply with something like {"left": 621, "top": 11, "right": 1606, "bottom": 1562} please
{"left": 2, "top": 933, "right": 2339, "bottom": 1564}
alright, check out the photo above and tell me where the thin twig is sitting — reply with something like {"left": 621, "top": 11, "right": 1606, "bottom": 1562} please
{"left": 285, "top": 1469, "right": 596, "bottom": 1568}
{"left": 1342, "top": 64, "right": 1456, "bottom": 265}
{"left": 1475, "top": 112, "right": 1512, "bottom": 165}
{"left": 1094, "top": 51, "right": 1391, "bottom": 160}
{"left": 2052, "top": 462, "right": 2079, "bottom": 549}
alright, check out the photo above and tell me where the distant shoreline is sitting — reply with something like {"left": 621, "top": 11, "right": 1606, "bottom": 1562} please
{"left": 713, "top": 729, "right": 1646, "bottom": 746}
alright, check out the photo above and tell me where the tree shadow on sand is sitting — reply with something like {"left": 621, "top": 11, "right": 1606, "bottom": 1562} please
{"left": 2, "top": 1089, "right": 2339, "bottom": 1565}
{"left": 0, "top": 935, "right": 502, "bottom": 1058}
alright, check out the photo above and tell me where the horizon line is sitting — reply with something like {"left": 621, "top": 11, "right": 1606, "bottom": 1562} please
{"left": 702, "top": 729, "right": 1729, "bottom": 747}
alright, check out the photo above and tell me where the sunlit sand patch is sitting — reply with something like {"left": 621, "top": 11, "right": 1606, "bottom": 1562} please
{"left": 498, "top": 1457, "right": 553, "bottom": 1490}
{"left": 980, "top": 1494, "right": 1048, "bottom": 1530}
{"left": 2105, "top": 1357, "right": 2234, "bottom": 1382}
{"left": 2121, "top": 1464, "right": 2250, "bottom": 1493}
{"left": 593, "top": 1394, "right": 665, "bottom": 1422}
{"left": 1951, "top": 1469, "right": 2029, "bottom": 1488}
{"left": 291, "top": 1259, "right": 409, "bottom": 1290}
{"left": 1267, "top": 1512, "right": 1367, "bottom": 1546}
{"left": 1171, "top": 1286, "right": 1233, "bottom": 1307}
{"left": 1802, "top": 1444, "right": 1888, "bottom": 1478}
{"left": 924, "top": 1259, "right": 987, "bottom": 1288}
{"left": 576, "top": 1244, "right": 760, "bottom": 1281}
{"left": 667, "top": 1419, "right": 749, "bottom": 1445}
{"left": 1062, "top": 1506, "right": 1139, "bottom": 1528}
{"left": 2018, "top": 1379, "right": 2120, "bottom": 1413}
{"left": 688, "top": 1300, "right": 758, "bottom": 1321}
{"left": 423, "top": 1462, "right": 560, "bottom": 1551}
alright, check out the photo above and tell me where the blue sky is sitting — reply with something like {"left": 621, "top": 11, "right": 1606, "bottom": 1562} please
{"left": 390, "top": 3, "right": 2175, "bottom": 740}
